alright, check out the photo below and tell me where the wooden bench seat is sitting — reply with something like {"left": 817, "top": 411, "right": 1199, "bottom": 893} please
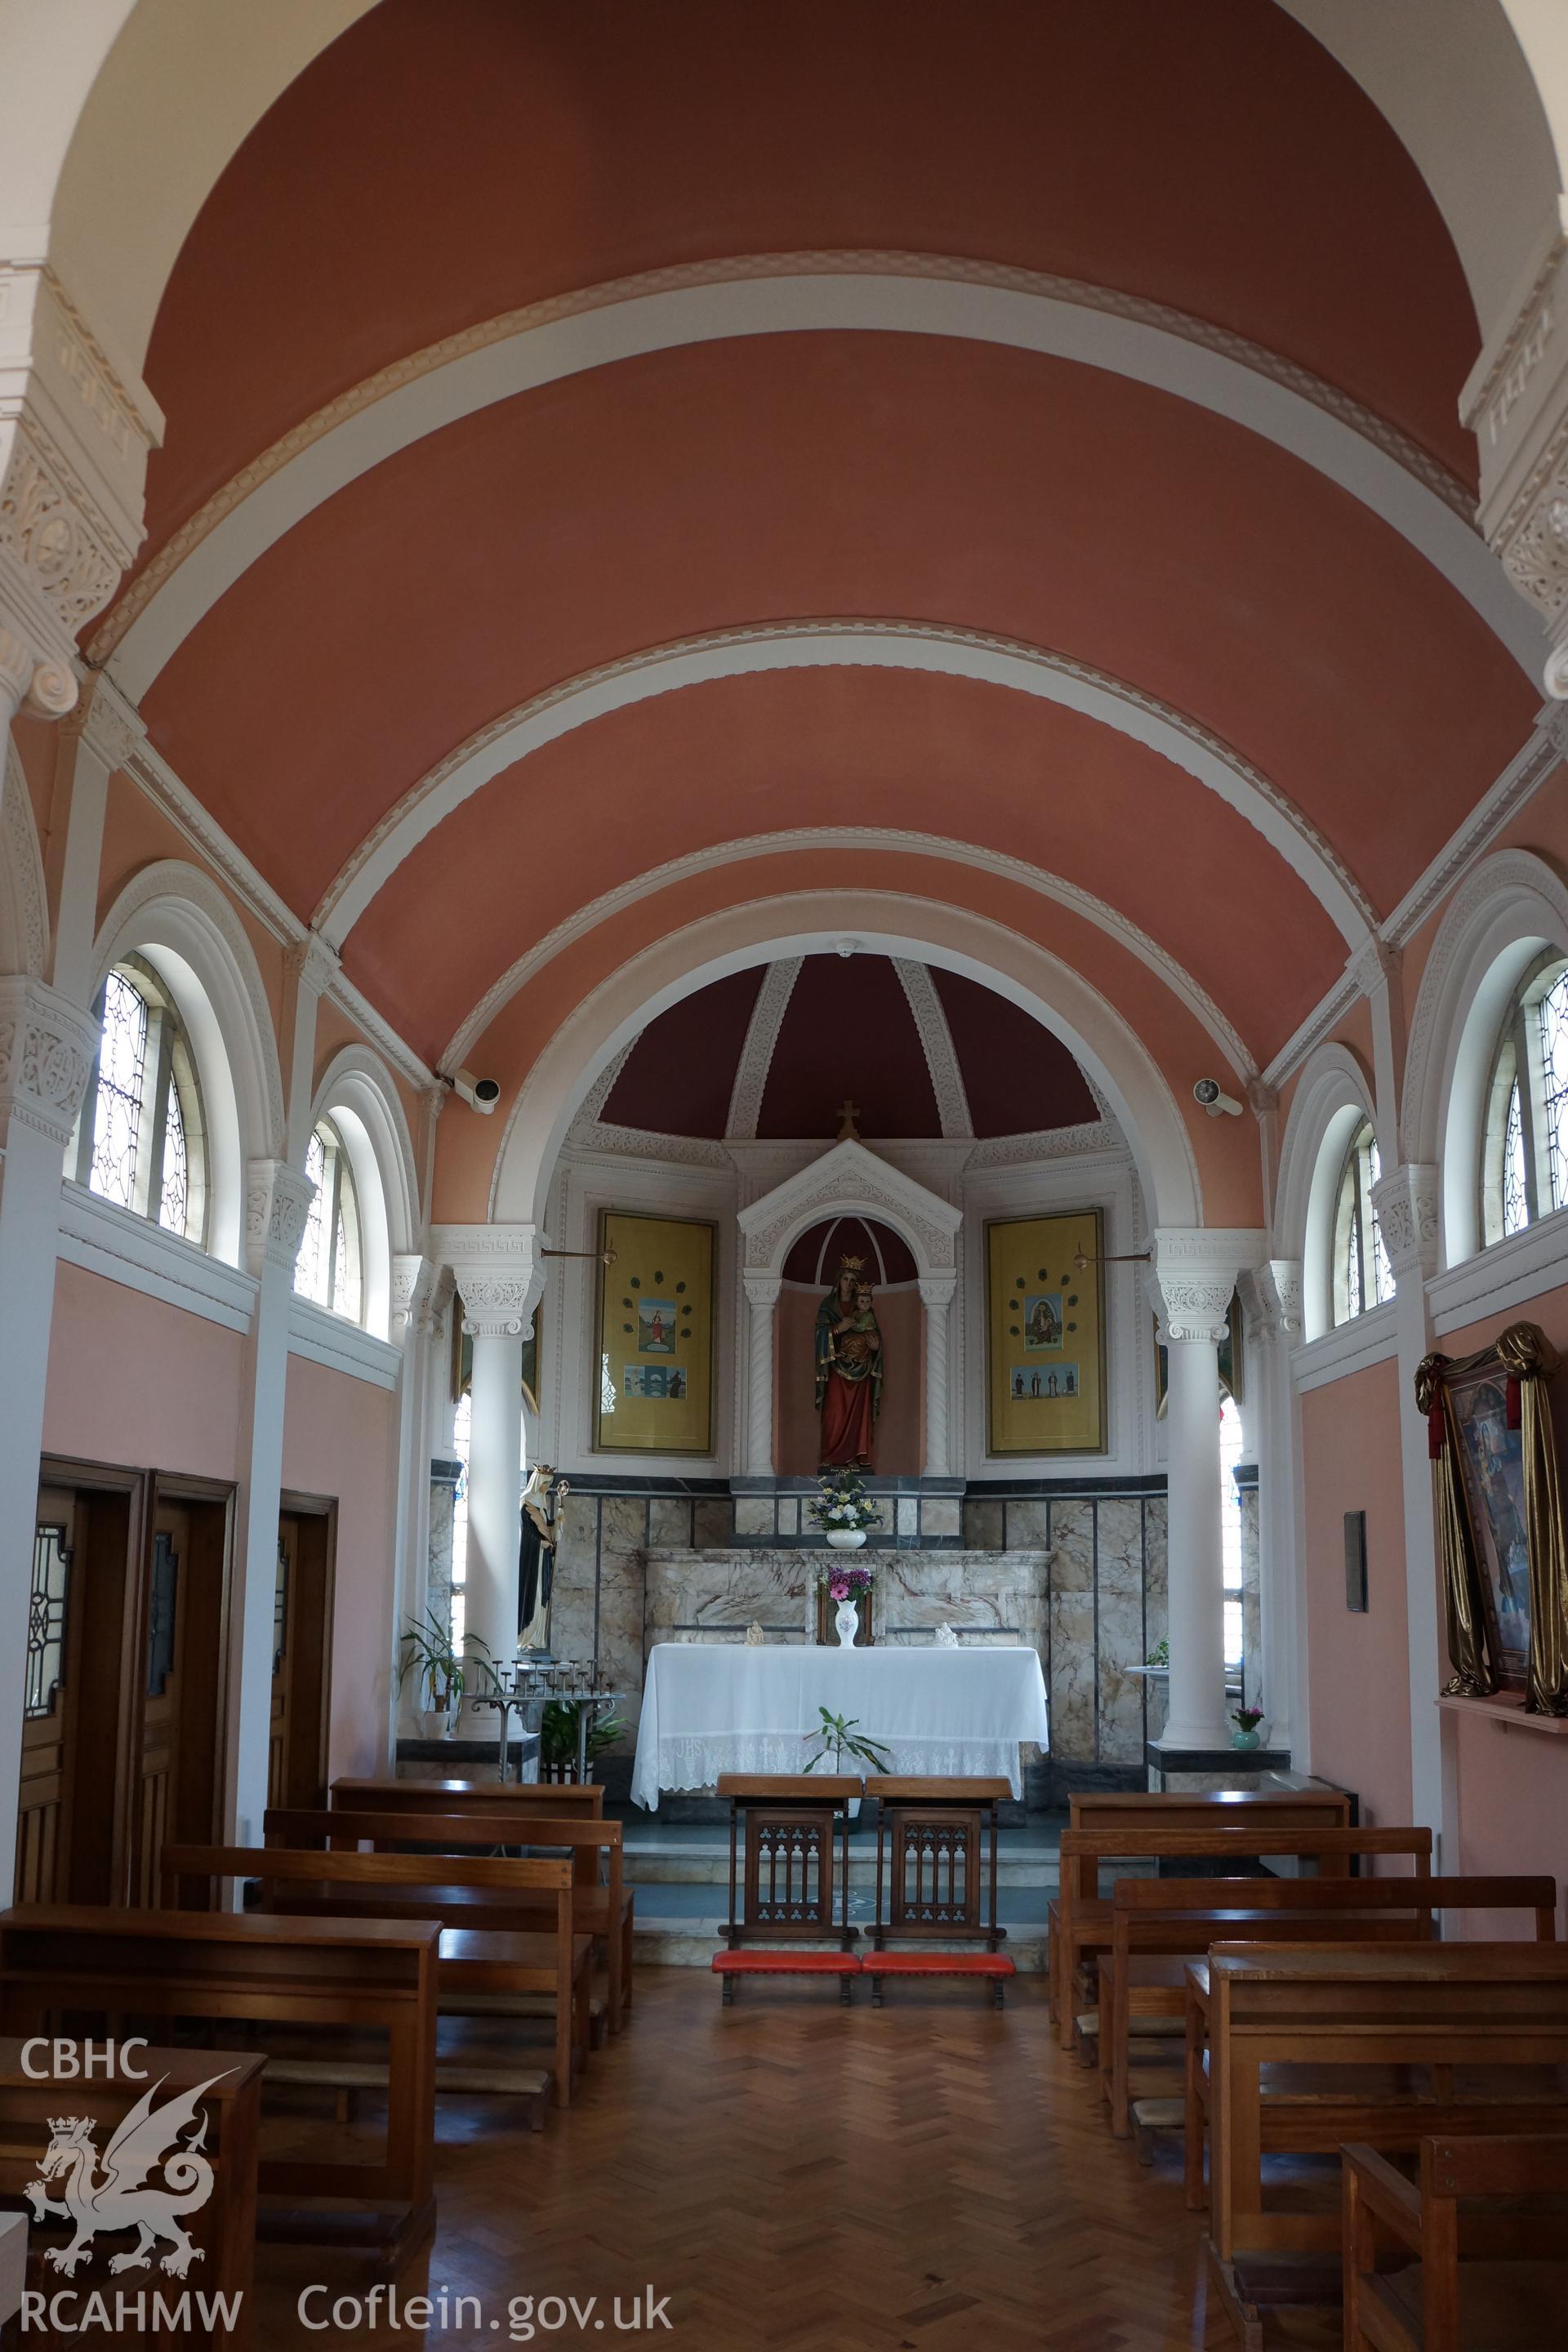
{"left": 1051, "top": 1823, "right": 1432, "bottom": 2051}
{"left": 270, "top": 1805, "right": 633, "bottom": 2029}
{"left": 163, "top": 1843, "right": 587, "bottom": 2109}
{"left": 1346, "top": 2134, "right": 1568, "bottom": 2352}
{"left": 332, "top": 1777, "right": 604, "bottom": 1820}
{"left": 1196, "top": 1943, "right": 1568, "bottom": 2349}
{"left": 265, "top": 2056, "right": 551, "bottom": 2132}
{"left": 0, "top": 1904, "right": 439, "bottom": 2276}
{"left": 1102, "top": 1870, "right": 1556, "bottom": 2138}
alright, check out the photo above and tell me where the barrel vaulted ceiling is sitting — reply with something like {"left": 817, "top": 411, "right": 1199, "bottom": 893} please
{"left": 85, "top": 0, "right": 1554, "bottom": 1187}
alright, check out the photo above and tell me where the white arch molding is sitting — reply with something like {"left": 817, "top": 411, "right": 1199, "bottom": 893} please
{"left": 1400, "top": 847, "right": 1568, "bottom": 1264}
{"left": 91, "top": 860, "right": 285, "bottom": 1266}
{"left": 1273, "top": 1039, "right": 1380, "bottom": 1340}
{"left": 0, "top": 745, "right": 50, "bottom": 978}
{"left": 309, "top": 1044, "right": 420, "bottom": 1341}
{"left": 488, "top": 893, "right": 1205, "bottom": 1236}
{"left": 94, "top": 263, "right": 1539, "bottom": 701}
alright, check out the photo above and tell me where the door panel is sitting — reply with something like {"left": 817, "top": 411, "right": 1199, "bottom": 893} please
{"left": 16, "top": 1490, "right": 79, "bottom": 1904}
{"left": 271, "top": 1504, "right": 334, "bottom": 1812}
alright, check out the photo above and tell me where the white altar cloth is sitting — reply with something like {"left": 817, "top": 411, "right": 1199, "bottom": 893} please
{"left": 630, "top": 1643, "right": 1050, "bottom": 1807}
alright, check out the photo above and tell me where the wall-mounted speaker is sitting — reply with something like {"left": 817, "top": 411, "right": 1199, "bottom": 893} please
{"left": 1344, "top": 1511, "right": 1368, "bottom": 1613}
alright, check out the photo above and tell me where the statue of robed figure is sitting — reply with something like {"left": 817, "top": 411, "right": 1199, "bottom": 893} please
{"left": 816, "top": 1256, "right": 884, "bottom": 1468}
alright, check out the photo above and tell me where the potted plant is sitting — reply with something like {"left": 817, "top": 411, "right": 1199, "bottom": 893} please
{"left": 801, "top": 1705, "right": 892, "bottom": 1779}
{"left": 816, "top": 1558, "right": 875, "bottom": 1647}
{"left": 1230, "top": 1702, "right": 1267, "bottom": 1753}
{"left": 539, "top": 1699, "right": 627, "bottom": 1784}
{"left": 396, "top": 1607, "right": 498, "bottom": 1737}
{"left": 807, "top": 1468, "right": 883, "bottom": 1552}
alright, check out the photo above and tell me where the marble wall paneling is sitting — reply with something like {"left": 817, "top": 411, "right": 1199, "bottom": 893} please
{"left": 1095, "top": 1497, "right": 1146, "bottom": 1766}
{"left": 648, "top": 1496, "right": 693, "bottom": 1548}
{"left": 1049, "top": 1498, "right": 1097, "bottom": 1762}
{"left": 1239, "top": 1484, "right": 1261, "bottom": 1714}
{"left": 962, "top": 1496, "right": 1004, "bottom": 1549}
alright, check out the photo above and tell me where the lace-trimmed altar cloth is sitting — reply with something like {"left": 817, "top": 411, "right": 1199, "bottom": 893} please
{"left": 630, "top": 1642, "right": 1050, "bottom": 1806}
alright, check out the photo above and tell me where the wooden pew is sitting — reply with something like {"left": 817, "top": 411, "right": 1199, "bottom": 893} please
{"left": 0, "top": 1906, "right": 439, "bottom": 2273}
{"left": 1199, "top": 1943, "right": 1568, "bottom": 2349}
{"left": 1344, "top": 2133, "right": 1568, "bottom": 2352}
{"left": 1050, "top": 1822, "right": 1431, "bottom": 2051}
{"left": 163, "top": 1845, "right": 588, "bottom": 2109}
{"left": 1104, "top": 1872, "right": 1557, "bottom": 2140}
{"left": 0, "top": 2034, "right": 262, "bottom": 2349}
{"left": 332, "top": 1777, "right": 604, "bottom": 1821}
{"left": 269, "top": 1805, "right": 632, "bottom": 2033}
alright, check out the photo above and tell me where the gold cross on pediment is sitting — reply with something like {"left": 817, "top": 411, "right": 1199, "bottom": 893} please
{"left": 835, "top": 1097, "right": 862, "bottom": 1140}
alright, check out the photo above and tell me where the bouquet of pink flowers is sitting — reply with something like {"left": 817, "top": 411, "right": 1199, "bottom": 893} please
{"left": 820, "top": 1560, "right": 875, "bottom": 1604}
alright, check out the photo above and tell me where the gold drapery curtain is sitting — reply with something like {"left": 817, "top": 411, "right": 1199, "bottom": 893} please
{"left": 1414, "top": 1352, "right": 1496, "bottom": 1698}
{"left": 1492, "top": 1323, "right": 1568, "bottom": 1714}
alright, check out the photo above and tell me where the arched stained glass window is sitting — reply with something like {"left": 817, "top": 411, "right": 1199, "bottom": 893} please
{"left": 72, "top": 956, "right": 207, "bottom": 1244}
{"left": 293, "top": 1116, "right": 364, "bottom": 1323}
{"left": 1481, "top": 956, "right": 1568, "bottom": 1245}
{"left": 1332, "top": 1120, "right": 1394, "bottom": 1324}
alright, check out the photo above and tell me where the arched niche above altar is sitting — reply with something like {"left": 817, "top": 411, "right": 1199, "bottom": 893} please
{"left": 736, "top": 1139, "right": 963, "bottom": 1478}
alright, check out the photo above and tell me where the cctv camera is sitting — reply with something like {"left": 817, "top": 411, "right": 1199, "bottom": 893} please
{"left": 451, "top": 1068, "right": 501, "bottom": 1116}
{"left": 1193, "top": 1077, "right": 1243, "bottom": 1119}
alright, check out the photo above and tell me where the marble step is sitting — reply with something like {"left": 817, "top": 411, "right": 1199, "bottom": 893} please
{"left": 623, "top": 1838, "right": 1059, "bottom": 1891}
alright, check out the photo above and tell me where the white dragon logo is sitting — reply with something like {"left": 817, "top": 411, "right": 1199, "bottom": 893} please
{"left": 23, "top": 2071, "right": 232, "bottom": 2278}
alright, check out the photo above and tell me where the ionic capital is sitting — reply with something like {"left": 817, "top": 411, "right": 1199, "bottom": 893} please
{"left": 1148, "top": 1227, "right": 1264, "bottom": 1344}
{"left": 434, "top": 1222, "right": 546, "bottom": 1339}
{"left": 742, "top": 1272, "right": 782, "bottom": 1311}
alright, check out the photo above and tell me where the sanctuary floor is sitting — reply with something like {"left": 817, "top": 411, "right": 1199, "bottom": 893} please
{"left": 244, "top": 1968, "right": 1338, "bottom": 2352}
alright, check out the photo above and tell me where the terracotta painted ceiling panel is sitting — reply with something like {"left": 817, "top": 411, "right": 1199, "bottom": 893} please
{"left": 140, "top": 337, "right": 1533, "bottom": 951}
{"left": 138, "top": 0, "right": 1476, "bottom": 557}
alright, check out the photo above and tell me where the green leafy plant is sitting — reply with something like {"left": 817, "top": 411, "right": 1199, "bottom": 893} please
{"left": 801, "top": 1704, "right": 893, "bottom": 1777}
{"left": 539, "top": 1699, "right": 627, "bottom": 1771}
{"left": 1232, "top": 1703, "right": 1266, "bottom": 1733}
{"left": 806, "top": 1468, "right": 884, "bottom": 1534}
{"left": 1144, "top": 1639, "right": 1169, "bottom": 1668}
{"left": 396, "top": 1606, "right": 498, "bottom": 1713}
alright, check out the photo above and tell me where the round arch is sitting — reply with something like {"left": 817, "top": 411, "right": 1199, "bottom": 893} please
{"left": 91, "top": 859, "right": 284, "bottom": 1265}
{"left": 488, "top": 891, "right": 1203, "bottom": 1232}
{"left": 309, "top": 1042, "right": 419, "bottom": 1340}
{"left": 1275, "top": 1039, "right": 1380, "bottom": 1339}
{"left": 1401, "top": 847, "right": 1568, "bottom": 1265}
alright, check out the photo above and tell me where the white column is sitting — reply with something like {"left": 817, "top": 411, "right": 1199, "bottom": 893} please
{"left": 47, "top": 680, "right": 145, "bottom": 1000}
{"left": 742, "top": 1273, "right": 781, "bottom": 1476}
{"left": 1370, "top": 1162, "right": 1457, "bottom": 1857}
{"left": 1236, "top": 1258, "right": 1303, "bottom": 1757}
{"left": 0, "top": 979, "right": 99, "bottom": 1892}
{"left": 439, "top": 1226, "right": 544, "bottom": 1671}
{"left": 919, "top": 1272, "right": 956, "bottom": 1477}
{"left": 385, "top": 1251, "right": 437, "bottom": 1762}
{"left": 1150, "top": 1229, "right": 1261, "bottom": 1753}
{"left": 227, "top": 1157, "right": 315, "bottom": 1844}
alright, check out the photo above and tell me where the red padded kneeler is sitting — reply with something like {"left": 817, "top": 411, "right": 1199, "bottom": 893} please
{"left": 864, "top": 1951, "right": 1016, "bottom": 2006}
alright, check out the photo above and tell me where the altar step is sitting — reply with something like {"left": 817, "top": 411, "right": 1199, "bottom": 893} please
{"left": 621, "top": 1821, "right": 1059, "bottom": 1971}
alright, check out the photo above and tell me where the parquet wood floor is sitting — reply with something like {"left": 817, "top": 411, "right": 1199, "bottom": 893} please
{"left": 243, "top": 1970, "right": 1338, "bottom": 2352}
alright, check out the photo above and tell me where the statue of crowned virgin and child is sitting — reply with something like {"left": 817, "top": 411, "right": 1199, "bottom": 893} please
{"left": 815, "top": 1254, "right": 884, "bottom": 1468}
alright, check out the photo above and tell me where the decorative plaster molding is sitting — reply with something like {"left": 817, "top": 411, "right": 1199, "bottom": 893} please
{"left": 725, "top": 956, "right": 801, "bottom": 1138}
{"left": 0, "top": 440, "right": 118, "bottom": 643}
{"left": 0, "top": 974, "right": 96, "bottom": 1147}
{"left": 64, "top": 670, "right": 145, "bottom": 776}
{"left": 244, "top": 1157, "right": 315, "bottom": 1279}
{"left": 1236, "top": 1258, "right": 1303, "bottom": 1344}
{"left": 1149, "top": 1226, "right": 1265, "bottom": 1343}
{"left": 1383, "top": 710, "right": 1566, "bottom": 946}
{"left": 1, "top": 741, "right": 49, "bottom": 977}
{"left": 965, "top": 1119, "right": 1120, "bottom": 1166}
{"left": 284, "top": 930, "right": 342, "bottom": 996}
{"left": 737, "top": 1136, "right": 963, "bottom": 1276}
{"left": 893, "top": 957, "right": 972, "bottom": 1138}
{"left": 390, "top": 1251, "right": 434, "bottom": 1341}
{"left": 442, "top": 801, "right": 1261, "bottom": 1084}
{"left": 568, "top": 1119, "right": 732, "bottom": 1169}
{"left": 434, "top": 1222, "right": 546, "bottom": 1339}
{"left": 742, "top": 1273, "right": 783, "bottom": 1307}
{"left": 1370, "top": 1162, "right": 1441, "bottom": 1283}
{"left": 90, "top": 248, "right": 1477, "bottom": 684}
{"left": 568, "top": 1038, "right": 635, "bottom": 1135}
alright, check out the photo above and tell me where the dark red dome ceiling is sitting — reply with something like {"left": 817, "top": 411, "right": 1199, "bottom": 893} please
{"left": 599, "top": 954, "right": 1101, "bottom": 1142}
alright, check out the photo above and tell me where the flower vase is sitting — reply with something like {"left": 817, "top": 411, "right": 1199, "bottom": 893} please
{"left": 826, "top": 1528, "right": 867, "bottom": 1550}
{"left": 1231, "top": 1726, "right": 1263, "bottom": 1752}
{"left": 834, "top": 1599, "right": 860, "bottom": 1648}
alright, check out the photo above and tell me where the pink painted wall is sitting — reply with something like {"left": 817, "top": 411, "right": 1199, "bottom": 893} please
{"left": 281, "top": 1354, "right": 399, "bottom": 1782}
{"left": 1299, "top": 1357, "right": 1413, "bottom": 1831}
{"left": 775, "top": 1283, "right": 922, "bottom": 1476}
{"left": 43, "top": 1263, "right": 244, "bottom": 1479}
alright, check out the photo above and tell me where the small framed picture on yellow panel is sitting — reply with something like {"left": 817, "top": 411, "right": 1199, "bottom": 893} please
{"left": 986, "top": 1209, "right": 1107, "bottom": 1456}
{"left": 594, "top": 1210, "right": 716, "bottom": 1455}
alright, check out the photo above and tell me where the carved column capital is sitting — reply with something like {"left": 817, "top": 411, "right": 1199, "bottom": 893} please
{"left": 246, "top": 1158, "right": 316, "bottom": 1279}
{"left": 434, "top": 1222, "right": 546, "bottom": 1339}
{"left": 284, "top": 931, "right": 341, "bottom": 996}
{"left": 917, "top": 1272, "right": 959, "bottom": 1310}
{"left": 1369, "top": 1162, "right": 1440, "bottom": 1284}
{"left": 1236, "top": 1258, "right": 1303, "bottom": 1346}
{"left": 391, "top": 1252, "right": 435, "bottom": 1343}
{"left": 0, "top": 975, "right": 98, "bottom": 1147}
{"left": 741, "top": 1272, "right": 782, "bottom": 1310}
{"left": 1147, "top": 1227, "right": 1263, "bottom": 1344}
{"left": 62, "top": 670, "right": 145, "bottom": 773}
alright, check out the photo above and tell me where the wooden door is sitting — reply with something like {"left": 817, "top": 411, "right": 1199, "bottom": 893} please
{"left": 269, "top": 1500, "right": 335, "bottom": 1812}
{"left": 130, "top": 1482, "right": 231, "bottom": 1908}
{"left": 16, "top": 1468, "right": 140, "bottom": 1906}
